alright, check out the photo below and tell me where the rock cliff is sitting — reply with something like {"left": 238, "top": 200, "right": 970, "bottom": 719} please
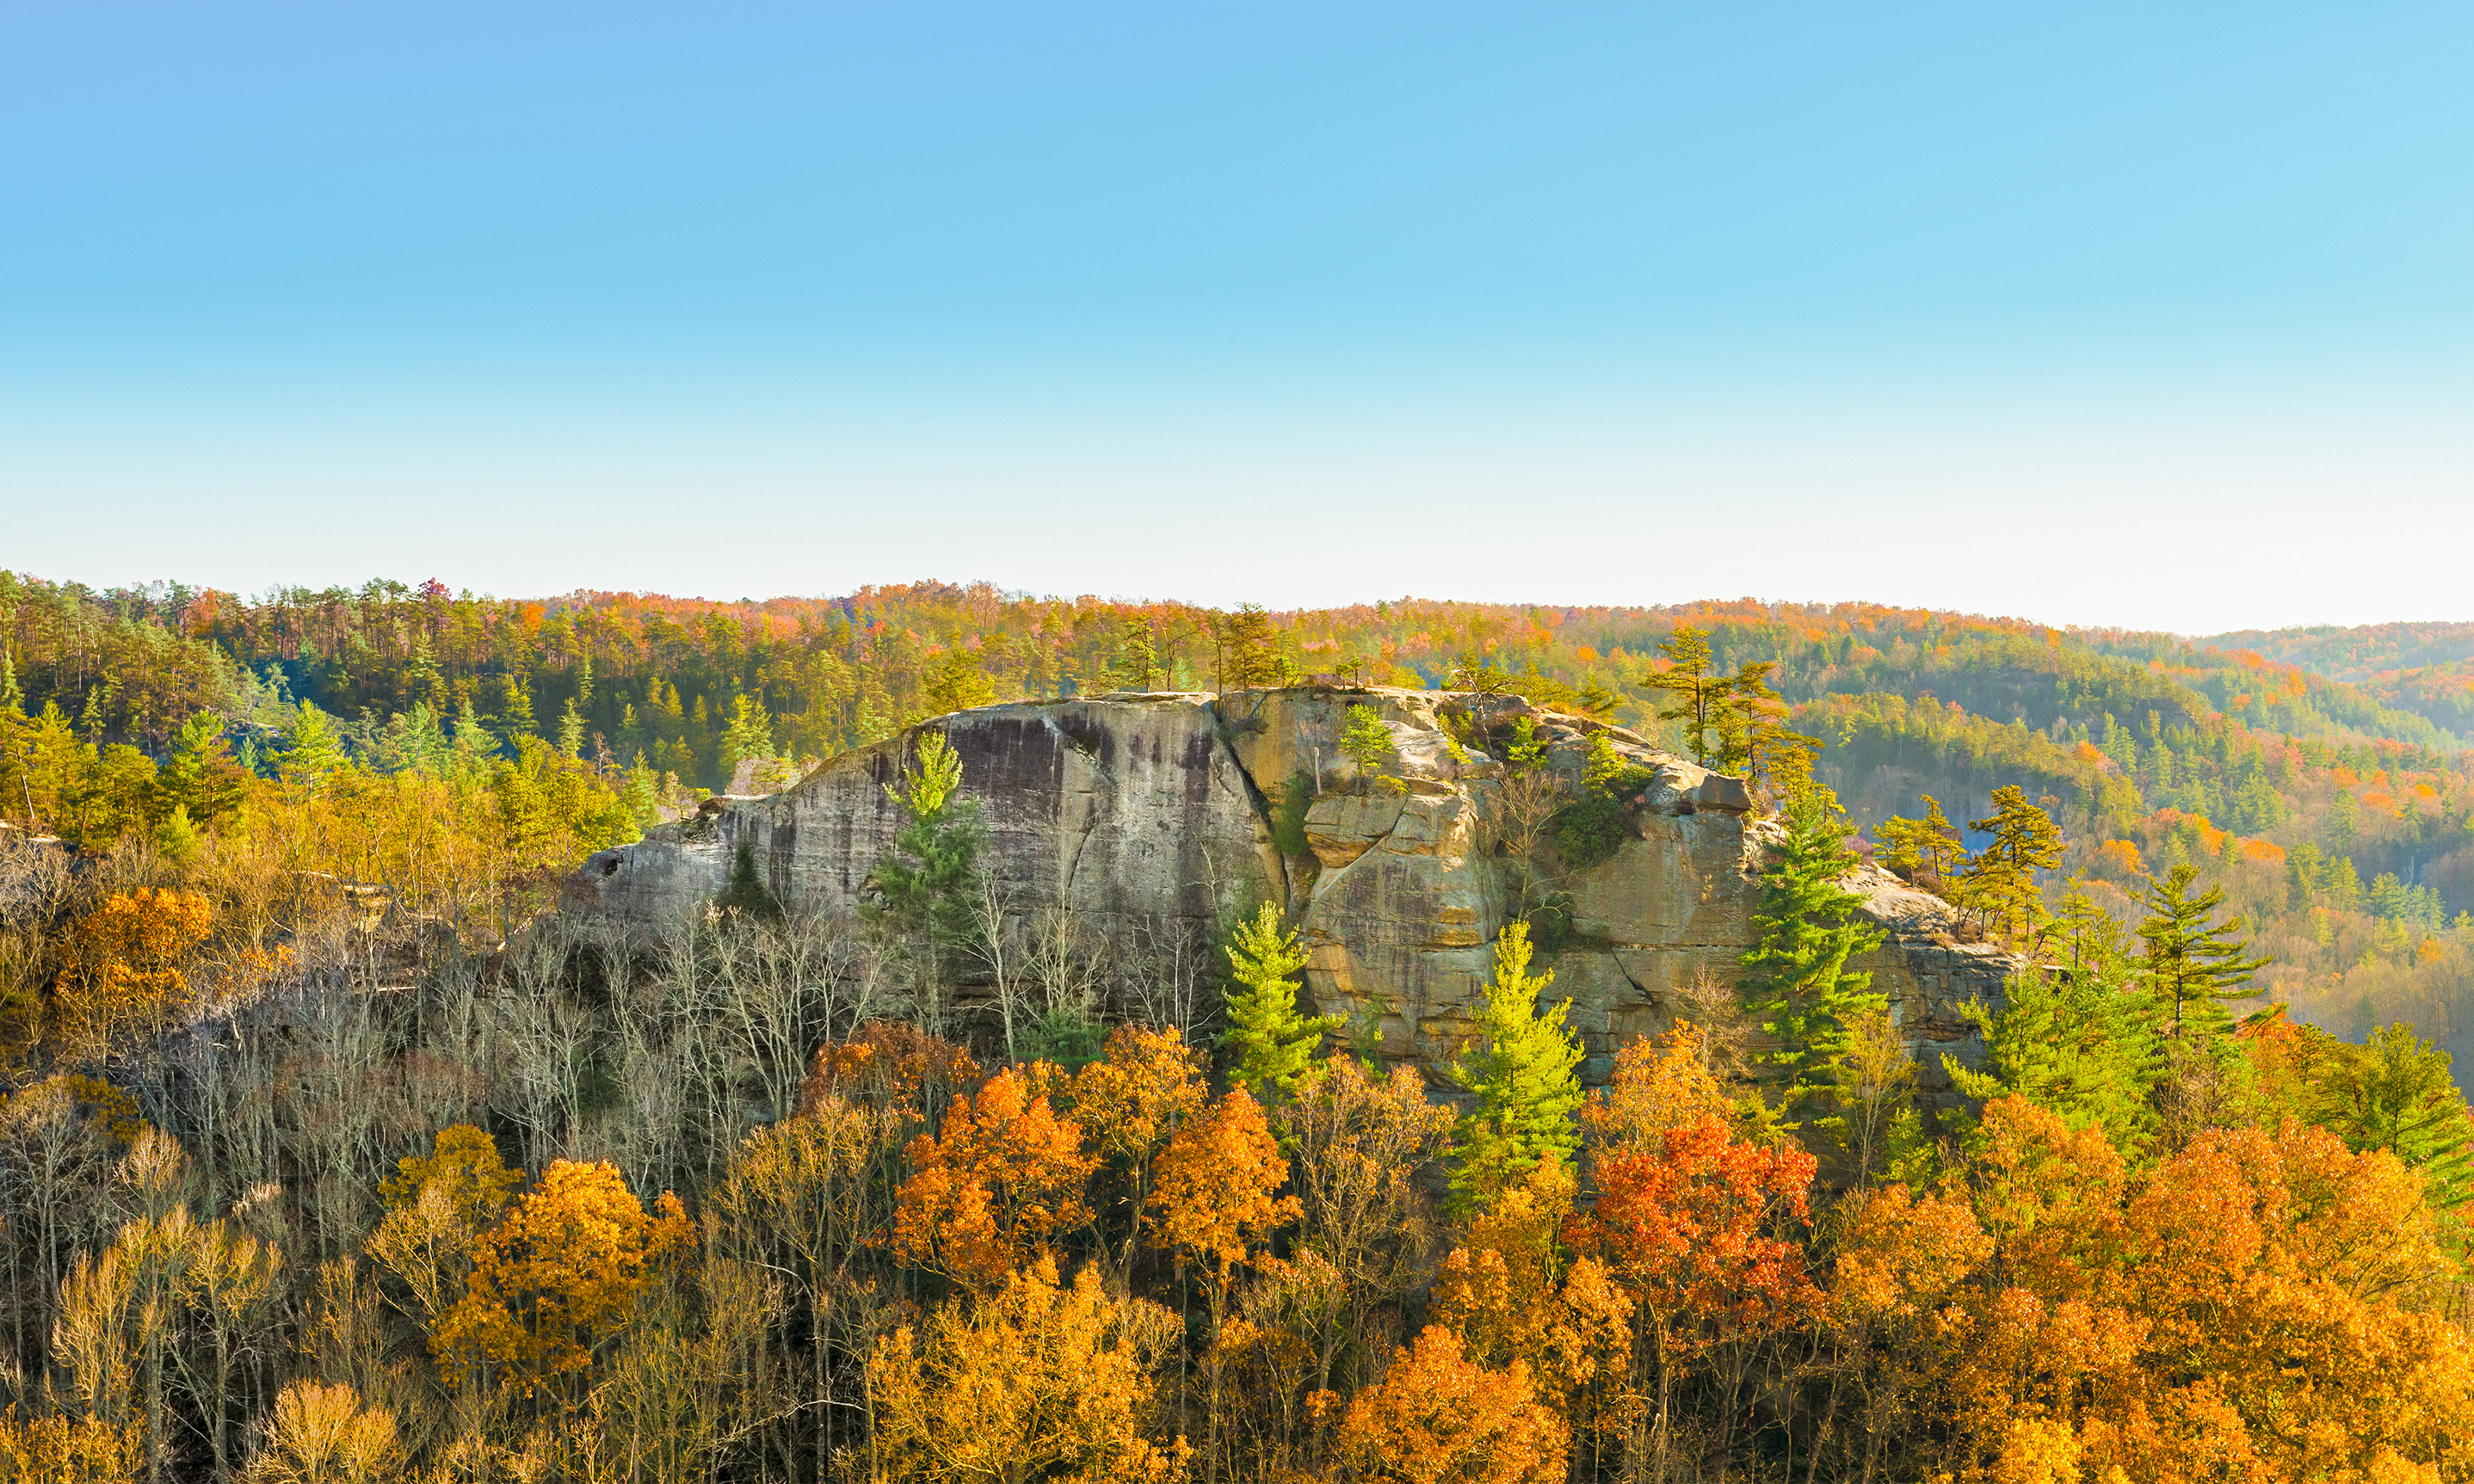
{"left": 563, "top": 687, "right": 2014, "bottom": 1096}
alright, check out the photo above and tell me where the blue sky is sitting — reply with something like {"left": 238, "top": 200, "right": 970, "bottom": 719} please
{"left": 3, "top": 3, "right": 2470, "bottom": 631}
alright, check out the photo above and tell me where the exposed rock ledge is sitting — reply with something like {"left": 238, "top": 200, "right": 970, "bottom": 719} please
{"left": 563, "top": 687, "right": 2013, "bottom": 1097}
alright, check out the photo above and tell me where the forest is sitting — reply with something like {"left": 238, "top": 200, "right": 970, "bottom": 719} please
{"left": 1, "top": 567, "right": 2471, "bottom": 1483}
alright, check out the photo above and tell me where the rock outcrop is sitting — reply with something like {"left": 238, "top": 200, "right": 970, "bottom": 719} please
{"left": 564, "top": 687, "right": 2014, "bottom": 1098}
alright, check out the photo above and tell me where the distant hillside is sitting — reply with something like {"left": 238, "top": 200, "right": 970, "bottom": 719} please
{"left": 2200, "top": 621, "right": 2474, "bottom": 744}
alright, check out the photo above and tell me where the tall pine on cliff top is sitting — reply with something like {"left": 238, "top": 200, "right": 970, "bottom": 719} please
{"left": 1447, "top": 921, "right": 1584, "bottom": 1209}
{"left": 1220, "top": 902, "right": 1342, "bottom": 1097}
{"left": 1738, "top": 780, "right": 1887, "bottom": 1119}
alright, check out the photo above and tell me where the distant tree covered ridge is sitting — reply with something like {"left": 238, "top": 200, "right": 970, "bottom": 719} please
{"left": 3, "top": 567, "right": 2471, "bottom": 1054}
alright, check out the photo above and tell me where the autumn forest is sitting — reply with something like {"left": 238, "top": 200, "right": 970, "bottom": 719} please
{"left": 3, "top": 569, "right": 2473, "bottom": 1484}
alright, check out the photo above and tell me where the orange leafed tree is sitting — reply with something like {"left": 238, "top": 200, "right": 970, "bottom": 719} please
{"left": 1935, "top": 1098, "right": 2474, "bottom": 1483}
{"left": 1336, "top": 1325, "right": 1569, "bottom": 1484}
{"left": 55, "top": 888, "right": 212, "bottom": 1051}
{"left": 868, "top": 1258, "right": 1188, "bottom": 1484}
{"left": 432, "top": 1159, "right": 694, "bottom": 1395}
{"left": 1147, "top": 1087, "right": 1298, "bottom": 1285}
{"left": 895, "top": 1066, "right": 1095, "bottom": 1290}
{"left": 1429, "top": 1155, "right": 1631, "bottom": 1413}
{"left": 1061, "top": 1026, "right": 1208, "bottom": 1268}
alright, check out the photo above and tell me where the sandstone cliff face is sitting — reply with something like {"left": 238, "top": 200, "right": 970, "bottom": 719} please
{"left": 565, "top": 687, "right": 2012, "bottom": 1096}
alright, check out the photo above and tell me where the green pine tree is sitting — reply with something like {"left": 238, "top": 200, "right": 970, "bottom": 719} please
{"left": 1737, "top": 781, "right": 1888, "bottom": 1119}
{"left": 1216, "top": 605, "right": 1287, "bottom": 690}
{"left": 866, "top": 732, "right": 984, "bottom": 1027}
{"left": 154, "top": 804, "right": 202, "bottom": 867}
{"left": 1948, "top": 942, "right": 2162, "bottom": 1156}
{"left": 1873, "top": 794, "right": 1966, "bottom": 895}
{"left": 1637, "top": 626, "right": 1724, "bottom": 765}
{"left": 2138, "top": 864, "right": 2271, "bottom": 1037}
{"left": 723, "top": 693, "right": 776, "bottom": 779}
{"left": 715, "top": 841, "right": 784, "bottom": 921}
{"left": 1336, "top": 704, "right": 1395, "bottom": 791}
{"left": 1447, "top": 921, "right": 1584, "bottom": 1209}
{"left": 2309, "top": 1021, "right": 2474, "bottom": 1212}
{"left": 497, "top": 672, "right": 538, "bottom": 743}
{"left": 281, "top": 702, "right": 349, "bottom": 793}
{"left": 1958, "top": 786, "right": 2065, "bottom": 946}
{"left": 1219, "top": 901, "right": 1342, "bottom": 1098}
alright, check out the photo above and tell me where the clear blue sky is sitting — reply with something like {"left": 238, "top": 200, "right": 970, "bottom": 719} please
{"left": 4, "top": 3, "right": 2470, "bottom": 631}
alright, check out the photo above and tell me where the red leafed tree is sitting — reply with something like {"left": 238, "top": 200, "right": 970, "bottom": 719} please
{"left": 1570, "top": 1113, "right": 1817, "bottom": 1470}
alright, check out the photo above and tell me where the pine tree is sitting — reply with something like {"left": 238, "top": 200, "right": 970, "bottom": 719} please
{"left": 1957, "top": 786, "right": 2064, "bottom": 946}
{"left": 1737, "top": 781, "right": 1888, "bottom": 1118}
{"left": 867, "top": 732, "right": 984, "bottom": 1027}
{"left": 2138, "top": 864, "right": 2270, "bottom": 1036}
{"left": 1219, "top": 901, "right": 1342, "bottom": 1098}
{"left": 281, "top": 702, "right": 348, "bottom": 793}
{"left": 497, "top": 672, "right": 537, "bottom": 743}
{"left": 1447, "top": 922, "right": 1584, "bottom": 1209}
{"left": 557, "top": 699, "right": 586, "bottom": 760}
{"left": 2311, "top": 1022, "right": 2474, "bottom": 1210}
{"left": 723, "top": 694, "right": 776, "bottom": 778}
{"left": 1636, "top": 626, "right": 1724, "bottom": 765}
{"left": 1337, "top": 705, "right": 1395, "bottom": 791}
{"left": 1949, "top": 887, "right": 2162, "bottom": 1152}
{"left": 1216, "top": 605, "right": 1287, "bottom": 691}
{"left": 1873, "top": 794, "right": 1966, "bottom": 895}
{"left": 1111, "top": 619, "right": 1159, "bottom": 692}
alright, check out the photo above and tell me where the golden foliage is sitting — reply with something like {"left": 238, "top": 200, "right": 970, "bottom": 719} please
{"left": 1336, "top": 1326, "right": 1569, "bottom": 1484}
{"left": 0, "top": 1407, "right": 139, "bottom": 1484}
{"left": 867, "top": 1259, "right": 1188, "bottom": 1484}
{"left": 53, "top": 889, "right": 211, "bottom": 1053}
{"left": 1146, "top": 1087, "right": 1298, "bottom": 1280}
{"left": 432, "top": 1160, "right": 694, "bottom": 1395}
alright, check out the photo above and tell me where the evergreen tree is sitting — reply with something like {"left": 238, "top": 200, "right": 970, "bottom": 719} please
{"left": 1958, "top": 786, "right": 2064, "bottom": 946}
{"left": 1110, "top": 619, "right": 1159, "bottom": 692}
{"left": 2138, "top": 864, "right": 2271, "bottom": 1036}
{"left": 924, "top": 650, "right": 996, "bottom": 714}
{"left": 714, "top": 841, "right": 784, "bottom": 921}
{"left": 1636, "top": 626, "right": 1724, "bottom": 765}
{"left": 557, "top": 699, "right": 586, "bottom": 760}
{"left": 866, "top": 732, "right": 985, "bottom": 1027}
{"left": 160, "top": 711, "right": 246, "bottom": 824}
{"left": 1216, "top": 605, "right": 1287, "bottom": 690}
{"left": 1737, "top": 781, "right": 1888, "bottom": 1118}
{"left": 723, "top": 693, "right": 776, "bottom": 779}
{"left": 1336, "top": 704, "right": 1394, "bottom": 790}
{"left": 497, "top": 672, "right": 537, "bottom": 743}
{"left": 154, "top": 804, "right": 201, "bottom": 867}
{"left": 1447, "top": 921, "right": 1584, "bottom": 1208}
{"left": 1873, "top": 794, "right": 1966, "bottom": 895}
{"left": 2309, "top": 1021, "right": 2474, "bottom": 1211}
{"left": 281, "top": 702, "right": 348, "bottom": 793}
{"left": 452, "top": 698, "right": 497, "bottom": 775}
{"left": 1949, "top": 887, "right": 2162, "bottom": 1151}
{"left": 1219, "top": 901, "right": 1342, "bottom": 1098}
